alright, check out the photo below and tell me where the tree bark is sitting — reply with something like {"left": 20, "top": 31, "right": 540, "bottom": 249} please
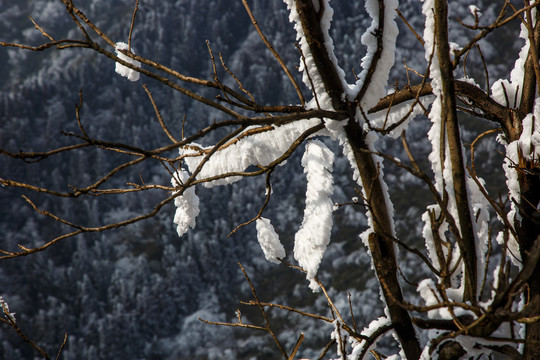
{"left": 434, "top": 0, "right": 478, "bottom": 303}
{"left": 514, "top": 6, "right": 540, "bottom": 358}
{"left": 345, "top": 119, "right": 422, "bottom": 360}
{"left": 520, "top": 179, "right": 540, "bottom": 360}
{"left": 293, "top": 1, "right": 421, "bottom": 358}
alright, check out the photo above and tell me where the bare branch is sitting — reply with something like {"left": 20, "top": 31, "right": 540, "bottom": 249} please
{"left": 128, "top": 0, "right": 139, "bottom": 51}
{"left": 241, "top": 0, "right": 306, "bottom": 106}
{"left": 142, "top": 84, "right": 178, "bottom": 143}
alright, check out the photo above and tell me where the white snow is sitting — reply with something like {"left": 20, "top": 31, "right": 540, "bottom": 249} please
{"left": 349, "top": 0, "right": 400, "bottom": 110}
{"left": 331, "top": 319, "right": 348, "bottom": 358}
{"left": 0, "top": 296, "right": 15, "bottom": 323}
{"left": 421, "top": 0, "right": 492, "bottom": 299}
{"left": 491, "top": 10, "right": 534, "bottom": 107}
{"left": 282, "top": 0, "right": 346, "bottom": 112}
{"left": 293, "top": 140, "right": 335, "bottom": 291}
{"left": 366, "top": 95, "right": 434, "bottom": 138}
{"left": 115, "top": 42, "right": 141, "bottom": 82}
{"left": 171, "top": 169, "right": 200, "bottom": 237}
{"left": 181, "top": 119, "right": 323, "bottom": 187}
{"left": 349, "top": 316, "right": 391, "bottom": 360}
{"left": 255, "top": 217, "right": 286, "bottom": 264}
{"left": 468, "top": 5, "right": 482, "bottom": 18}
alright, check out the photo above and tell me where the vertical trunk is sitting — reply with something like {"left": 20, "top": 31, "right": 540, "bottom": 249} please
{"left": 345, "top": 119, "right": 422, "bottom": 360}
{"left": 434, "top": 0, "right": 478, "bottom": 303}
{"left": 293, "top": 2, "right": 421, "bottom": 357}
{"left": 525, "top": 261, "right": 540, "bottom": 360}
{"left": 515, "top": 7, "right": 540, "bottom": 358}
{"left": 520, "top": 174, "right": 540, "bottom": 360}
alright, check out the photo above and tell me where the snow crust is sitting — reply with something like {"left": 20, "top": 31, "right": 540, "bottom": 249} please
{"left": 171, "top": 169, "right": 200, "bottom": 237}
{"left": 499, "top": 97, "right": 540, "bottom": 265}
{"left": 115, "top": 42, "right": 141, "bottom": 82}
{"left": 468, "top": 5, "right": 482, "bottom": 18}
{"left": 367, "top": 95, "right": 434, "bottom": 139}
{"left": 293, "top": 140, "right": 335, "bottom": 291}
{"left": 255, "top": 217, "right": 286, "bottom": 264}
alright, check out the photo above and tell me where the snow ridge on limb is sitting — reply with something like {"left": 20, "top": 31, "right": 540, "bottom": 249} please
{"left": 491, "top": 13, "right": 532, "bottom": 108}
{"left": 294, "top": 140, "right": 335, "bottom": 291}
{"left": 421, "top": 0, "right": 490, "bottom": 302}
{"left": 282, "top": 0, "right": 347, "bottom": 111}
{"left": 421, "top": 0, "right": 465, "bottom": 294}
{"left": 501, "top": 99, "right": 540, "bottom": 266}
{"left": 349, "top": 316, "right": 392, "bottom": 360}
{"left": 351, "top": 0, "right": 399, "bottom": 110}
{"left": 493, "top": 10, "right": 539, "bottom": 266}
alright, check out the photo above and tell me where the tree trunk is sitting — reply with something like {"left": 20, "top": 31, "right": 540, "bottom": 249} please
{"left": 345, "top": 119, "right": 422, "bottom": 360}
{"left": 520, "top": 174, "right": 540, "bottom": 360}
{"left": 434, "top": 0, "right": 478, "bottom": 303}
{"left": 293, "top": 2, "right": 421, "bottom": 357}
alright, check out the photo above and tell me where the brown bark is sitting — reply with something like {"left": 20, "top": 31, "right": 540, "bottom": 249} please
{"left": 345, "top": 119, "right": 422, "bottom": 359}
{"left": 293, "top": 1, "right": 421, "bottom": 358}
{"left": 434, "top": 0, "right": 478, "bottom": 304}
{"left": 514, "top": 7, "right": 540, "bottom": 359}
{"left": 520, "top": 175, "right": 540, "bottom": 360}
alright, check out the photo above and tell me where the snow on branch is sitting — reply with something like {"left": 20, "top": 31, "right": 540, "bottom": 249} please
{"left": 490, "top": 15, "right": 532, "bottom": 108}
{"left": 181, "top": 119, "right": 322, "bottom": 187}
{"left": 256, "top": 217, "right": 286, "bottom": 264}
{"left": 0, "top": 296, "right": 16, "bottom": 324}
{"left": 494, "top": 10, "right": 540, "bottom": 266}
{"left": 352, "top": 0, "right": 399, "bottom": 110}
{"left": 115, "top": 42, "right": 141, "bottom": 82}
{"left": 171, "top": 169, "right": 200, "bottom": 237}
{"left": 501, "top": 98, "right": 540, "bottom": 265}
{"left": 282, "top": 0, "right": 346, "bottom": 112}
{"left": 349, "top": 316, "right": 392, "bottom": 360}
{"left": 421, "top": 0, "right": 490, "bottom": 321}
{"left": 294, "top": 140, "right": 335, "bottom": 291}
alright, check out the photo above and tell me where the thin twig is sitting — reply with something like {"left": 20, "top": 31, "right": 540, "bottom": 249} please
{"left": 287, "top": 333, "right": 304, "bottom": 360}
{"left": 241, "top": 0, "right": 305, "bottom": 106}
{"left": 241, "top": 300, "right": 333, "bottom": 323}
{"left": 142, "top": 84, "right": 178, "bottom": 143}
{"left": 238, "top": 263, "right": 289, "bottom": 359}
{"left": 396, "top": 9, "right": 424, "bottom": 46}
{"left": 55, "top": 333, "right": 68, "bottom": 360}
{"left": 227, "top": 169, "right": 273, "bottom": 237}
{"left": 219, "top": 52, "right": 256, "bottom": 103}
{"left": 28, "top": 16, "right": 54, "bottom": 41}
{"left": 128, "top": 0, "right": 139, "bottom": 51}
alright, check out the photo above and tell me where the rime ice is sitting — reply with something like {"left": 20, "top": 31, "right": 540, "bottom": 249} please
{"left": 115, "top": 42, "right": 141, "bottom": 82}
{"left": 294, "top": 140, "right": 335, "bottom": 291}
{"left": 171, "top": 169, "right": 200, "bottom": 237}
{"left": 255, "top": 217, "right": 286, "bottom": 264}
